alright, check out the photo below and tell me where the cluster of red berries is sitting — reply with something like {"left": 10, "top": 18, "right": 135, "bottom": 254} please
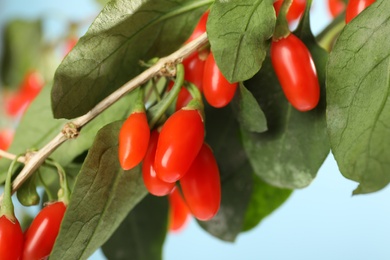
{"left": 0, "top": 35, "right": 78, "bottom": 259}
{"left": 271, "top": 0, "right": 375, "bottom": 112}
{"left": 0, "top": 200, "right": 66, "bottom": 260}
{"left": 118, "top": 10, "right": 236, "bottom": 230}
{"left": 119, "top": 106, "right": 221, "bottom": 224}
{"left": 169, "top": 11, "right": 238, "bottom": 111}
{"left": 0, "top": 156, "right": 67, "bottom": 260}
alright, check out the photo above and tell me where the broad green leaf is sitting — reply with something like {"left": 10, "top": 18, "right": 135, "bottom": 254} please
{"left": 207, "top": 0, "right": 275, "bottom": 83}
{"left": 204, "top": 105, "right": 249, "bottom": 181}
{"left": 102, "top": 195, "right": 168, "bottom": 260}
{"left": 0, "top": 82, "right": 136, "bottom": 183}
{"left": 232, "top": 83, "right": 267, "bottom": 133}
{"left": 198, "top": 104, "right": 253, "bottom": 241}
{"left": 242, "top": 174, "right": 291, "bottom": 231}
{"left": 241, "top": 9, "right": 329, "bottom": 189}
{"left": 50, "top": 121, "right": 148, "bottom": 260}
{"left": 52, "top": 0, "right": 212, "bottom": 119}
{"left": 1, "top": 20, "right": 43, "bottom": 87}
{"left": 326, "top": 0, "right": 390, "bottom": 194}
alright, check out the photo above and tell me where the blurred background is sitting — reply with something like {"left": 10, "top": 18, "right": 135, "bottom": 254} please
{"left": 0, "top": 0, "right": 389, "bottom": 259}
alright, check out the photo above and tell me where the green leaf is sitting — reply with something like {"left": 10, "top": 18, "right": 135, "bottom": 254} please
{"left": 204, "top": 105, "right": 249, "bottom": 180}
{"left": 102, "top": 195, "right": 168, "bottom": 260}
{"left": 207, "top": 0, "right": 275, "bottom": 83}
{"left": 50, "top": 121, "right": 148, "bottom": 260}
{"left": 326, "top": 0, "right": 390, "bottom": 194}
{"left": 198, "top": 104, "right": 253, "bottom": 241}
{"left": 1, "top": 19, "right": 43, "bottom": 87}
{"left": 16, "top": 174, "right": 40, "bottom": 206}
{"left": 0, "top": 82, "right": 136, "bottom": 183}
{"left": 241, "top": 9, "right": 330, "bottom": 189}
{"left": 242, "top": 174, "right": 292, "bottom": 231}
{"left": 52, "top": 0, "right": 212, "bottom": 119}
{"left": 232, "top": 83, "right": 267, "bottom": 133}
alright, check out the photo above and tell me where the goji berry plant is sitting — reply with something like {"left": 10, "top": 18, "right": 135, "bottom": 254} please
{"left": 0, "top": 0, "right": 388, "bottom": 259}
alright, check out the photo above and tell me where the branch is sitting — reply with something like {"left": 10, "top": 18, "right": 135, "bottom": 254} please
{"left": 0, "top": 150, "right": 26, "bottom": 163}
{"left": 0, "top": 32, "right": 208, "bottom": 203}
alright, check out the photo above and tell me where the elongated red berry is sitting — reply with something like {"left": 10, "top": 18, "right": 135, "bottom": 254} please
{"left": 0, "top": 216, "right": 23, "bottom": 260}
{"left": 172, "top": 10, "right": 209, "bottom": 110}
{"left": 23, "top": 201, "right": 66, "bottom": 260}
{"left": 180, "top": 143, "right": 221, "bottom": 221}
{"left": 142, "top": 130, "right": 175, "bottom": 196}
{"left": 154, "top": 109, "right": 204, "bottom": 183}
{"left": 203, "top": 52, "right": 238, "bottom": 108}
{"left": 183, "top": 51, "right": 205, "bottom": 93}
{"left": 271, "top": 33, "right": 320, "bottom": 111}
{"left": 168, "top": 188, "right": 190, "bottom": 233}
{"left": 119, "top": 112, "right": 150, "bottom": 170}
{"left": 185, "top": 10, "right": 209, "bottom": 44}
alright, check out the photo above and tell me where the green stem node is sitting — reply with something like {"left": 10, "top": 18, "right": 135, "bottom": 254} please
{"left": 44, "top": 159, "right": 71, "bottom": 205}
{"left": 273, "top": 0, "right": 293, "bottom": 40}
{"left": 148, "top": 63, "right": 185, "bottom": 129}
{"left": 0, "top": 155, "right": 22, "bottom": 222}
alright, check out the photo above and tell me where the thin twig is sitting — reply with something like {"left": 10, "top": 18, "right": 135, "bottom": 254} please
{"left": 0, "top": 150, "right": 26, "bottom": 163}
{"left": 0, "top": 32, "right": 208, "bottom": 203}
{"left": 72, "top": 33, "right": 208, "bottom": 128}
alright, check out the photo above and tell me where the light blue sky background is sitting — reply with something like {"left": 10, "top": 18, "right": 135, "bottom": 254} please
{"left": 1, "top": 1, "right": 389, "bottom": 260}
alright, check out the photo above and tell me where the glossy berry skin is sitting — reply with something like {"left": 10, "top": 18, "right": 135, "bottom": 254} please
{"left": 23, "top": 202, "right": 66, "bottom": 260}
{"left": 142, "top": 130, "right": 175, "bottom": 196}
{"left": 167, "top": 76, "right": 201, "bottom": 111}
{"left": 273, "top": 0, "right": 306, "bottom": 22}
{"left": 175, "top": 87, "right": 192, "bottom": 111}
{"left": 172, "top": 10, "right": 209, "bottom": 110}
{"left": 327, "top": 0, "right": 346, "bottom": 17}
{"left": 180, "top": 143, "right": 221, "bottom": 221}
{"left": 345, "top": 0, "right": 375, "bottom": 24}
{"left": 185, "top": 10, "right": 209, "bottom": 44}
{"left": 169, "top": 52, "right": 206, "bottom": 111}
{"left": 168, "top": 188, "right": 190, "bottom": 233}
{"left": 271, "top": 33, "right": 320, "bottom": 111}
{"left": 119, "top": 112, "right": 150, "bottom": 170}
{"left": 0, "top": 216, "right": 24, "bottom": 260}
{"left": 154, "top": 109, "right": 204, "bottom": 183}
{"left": 183, "top": 51, "right": 205, "bottom": 92}
{"left": 203, "top": 52, "right": 238, "bottom": 108}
